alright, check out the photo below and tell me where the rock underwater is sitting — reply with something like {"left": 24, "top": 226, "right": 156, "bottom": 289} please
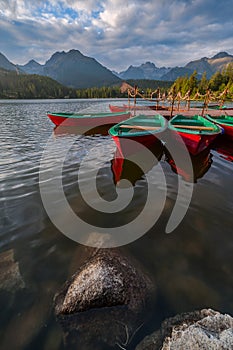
{"left": 0, "top": 249, "right": 25, "bottom": 292}
{"left": 136, "top": 308, "right": 233, "bottom": 350}
{"left": 54, "top": 248, "right": 155, "bottom": 349}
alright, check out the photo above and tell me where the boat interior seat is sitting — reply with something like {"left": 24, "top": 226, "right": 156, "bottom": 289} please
{"left": 174, "top": 120, "right": 204, "bottom": 126}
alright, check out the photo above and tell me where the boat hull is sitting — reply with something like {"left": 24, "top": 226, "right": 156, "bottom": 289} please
{"left": 47, "top": 112, "right": 131, "bottom": 127}
{"left": 112, "top": 133, "right": 163, "bottom": 157}
{"left": 222, "top": 124, "right": 233, "bottom": 138}
{"left": 109, "top": 114, "right": 167, "bottom": 157}
{"left": 205, "top": 115, "right": 233, "bottom": 138}
{"left": 170, "top": 129, "right": 219, "bottom": 155}
{"left": 168, "top": 114, "right": 222, "bottom": 155}
{"left": 109, "top": 104, "right": 170, "bottom": 113}
{"left": 122, "top": 104, "right": 169, "bottom": 111}
{"left": 109, "top": 105, "right": 128, "bottom": 113}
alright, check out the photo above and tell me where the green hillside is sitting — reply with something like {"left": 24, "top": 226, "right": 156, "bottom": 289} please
{"left": 0, "top": 69, "right": 175, "bottom": 99}
{"left": 0, "top": 68, "right": 77, "bottom": 99}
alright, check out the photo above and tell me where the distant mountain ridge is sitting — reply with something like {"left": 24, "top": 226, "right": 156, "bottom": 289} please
{"left": 184, "top": 51, "right": 233, "bottom": 78}
{"left": 17, "top": 49, "right": 121, "bottom": 88}
{"left": 116, "top": 61, "right": 171, "bottom": 80}
{"left": 20, "top": 59, "right": 44, "bottom": 75}
{"left": 0, "top": 50, "right": 233, "bottom": 88}
{"left": 116, "top": 51, "right": 233, "bottom": 81}
{"left": 0, "top": 52, "right": 24, "bottom": 74}
{"left": 161, "top": 67, "right": 202, "bottom": 81}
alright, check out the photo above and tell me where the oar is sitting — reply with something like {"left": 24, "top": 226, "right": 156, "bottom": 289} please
{"left": 119, "top": 125, "right": 161, "bottom": 131}
{"left": 172, "top": 124, "right": 214, "bottom": 130}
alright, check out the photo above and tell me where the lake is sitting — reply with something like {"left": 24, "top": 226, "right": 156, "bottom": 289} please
{"left": 0, "top": 99, "right": 233, "bottom": 349}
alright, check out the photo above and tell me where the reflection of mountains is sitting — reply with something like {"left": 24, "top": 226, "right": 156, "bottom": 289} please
{"left": 53, "top": 124, "right": 111, "bottom": 137}
{"left": 213, "top": 136, "right": 233, "bottom": 162}
{"left": 111, "top": 142, "right": 164, "bottom": 186}
{"left": 165, "top": 147, "right": 213, "bottom": 183}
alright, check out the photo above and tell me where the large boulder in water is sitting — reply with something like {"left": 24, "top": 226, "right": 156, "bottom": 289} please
{"left": 54, "top": 248, "right": 155, "bottom": 349}
{"left": 136, "top": 308, "right": 233, "bottom": 350}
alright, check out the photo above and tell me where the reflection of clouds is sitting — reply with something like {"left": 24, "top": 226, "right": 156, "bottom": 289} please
{"left": 0, "top": 0, "right": 232, "bottom": 69}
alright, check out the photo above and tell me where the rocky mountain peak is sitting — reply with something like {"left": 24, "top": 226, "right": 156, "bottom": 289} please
{"left": 212, "top": 51, "right": 231, "bottom": 59}
{"left": 45, "top": 49, "right": 87, "bottom": 67}
{"left": 0, "top": 52, "right": 17, "bottom": 71}
{"left": 141, "top": 61, "right": 156, "bottom": 68}
{"left": 25, "top": 59, "right": 41, "bottom": 67}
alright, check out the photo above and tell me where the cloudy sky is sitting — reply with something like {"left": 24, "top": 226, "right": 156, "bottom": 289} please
{"left": 0, "top": 0, "right": 233, "bottom": 72}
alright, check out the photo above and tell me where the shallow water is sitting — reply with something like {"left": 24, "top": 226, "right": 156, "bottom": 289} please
{"left": 0, "top": 99, "right": 233, "bottom": 349}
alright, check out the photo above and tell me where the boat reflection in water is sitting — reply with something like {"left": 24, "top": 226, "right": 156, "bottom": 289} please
{"left": 212, "top": 136, "right": 233, "bottom": 162}
{"left": 53, "top": 124, "right": 112, "bottom": 137}
{"left": 111, "top": 142, "right": 164, "bottom": 187}
{"left": 165, "top": 146, "right": 213, "bottom": 183}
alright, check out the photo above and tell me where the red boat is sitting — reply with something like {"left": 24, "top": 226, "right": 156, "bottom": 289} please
{"left": 108, "top": 114, "right": 167, "bottom": 157}
{"left": 109, "top": 104, "right": 129, "bottom": 113}
{"left": 109, "top": 104, "right": 169, "bottom": 113}
{"left": 168, "top": 114, "right": 222, "bottom": 155}
{"left": 205, "top": 114, "right": 233, "bottom": 138}
{"left": 47, "top": 111, "right": 131, "bottom": 127}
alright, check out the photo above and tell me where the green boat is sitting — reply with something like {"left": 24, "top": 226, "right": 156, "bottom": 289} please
{"left": 205, "top": 114, "right": 233, "bottom": 138}
{"left": 168, "top": 114, "right": 222, "bottom": 155}
{"left": 109, "top": 114, "right": 167, "bottom": 156}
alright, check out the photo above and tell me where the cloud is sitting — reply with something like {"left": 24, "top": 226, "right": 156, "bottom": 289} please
{"left": 0, "top": 0, "right": 233, "bottom": 71}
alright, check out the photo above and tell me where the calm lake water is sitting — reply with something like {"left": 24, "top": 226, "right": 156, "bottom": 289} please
{"left": 0, "top": 99, "right": 233, "bottom": 349}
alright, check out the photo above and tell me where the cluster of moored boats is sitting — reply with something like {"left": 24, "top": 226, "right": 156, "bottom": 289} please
{"left": 47, "top": 103, "right": 233, "bottom": 158}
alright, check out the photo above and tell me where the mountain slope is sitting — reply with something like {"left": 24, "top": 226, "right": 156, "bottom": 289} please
{"left": 119, "top": 65, "right": 145, "bottom": 79}
{"left": 118, "top": 62, "right": 171, "bottom": 80}
{"left": 20, "top": 50, "right": 121, "bottom": 88}
{"left": 0, "top": 52, "right": 23, "bottom": 73}
{"left": 185, "top": 57, "right": 213, "bottom": 78}
{"left": 0, "top": 68, "right": 76, "bottom": 99}
{"left": 208, "top": 52, "right": 233, "bottom": 72}
{"left": 160, "top": 67, "right": 202, "bottom": 81}
{"left": 44, "top": 50, "right": 121, "bottom": 88}
{"left": 184, "top": 52, "right": 233, "bottom": 78}
{"left": 118, "top": 52, "right": 233, "bottom": 81}
{"left": 0, "top": 50, "right": 233, "bottom": 87}
{"left": 18, "top": 59, "right": 44, "bottom": 75}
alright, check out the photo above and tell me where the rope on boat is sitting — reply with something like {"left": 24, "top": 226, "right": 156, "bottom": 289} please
{"left": 124, "top": 82, "right": 233, "bottom": 115}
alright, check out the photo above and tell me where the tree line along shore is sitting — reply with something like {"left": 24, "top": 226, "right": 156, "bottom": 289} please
{"left": 0, "top": 64, "right": 233, "bottom": 100}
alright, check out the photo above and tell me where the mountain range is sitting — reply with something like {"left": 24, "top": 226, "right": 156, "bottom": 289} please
{"left": 0, "top": 50, "right": 121, "bottom": 89}
{"left": 114, "top": 62, "right": 171, "bottom": 80}
{"left": 0, "top": 50, "right": 233, "bottom": 88}
{"left": 116, "top": 52, "right": 233, "bottom": 81}
{"left": 22, "top": 50, "right": 122, "bottom": 88}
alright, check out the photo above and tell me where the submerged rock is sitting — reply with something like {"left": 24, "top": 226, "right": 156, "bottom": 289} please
{"left": 54, "top": 248, "right": 155, "bottom": 349}
{"left": 0, "top": 249, "right": 25, "bottom": 292}
{"left": 55, "top": 248, "right": 154, "bottom": 314}
{"left": 136, "top": 308, "right": 233, "bottom": 350}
